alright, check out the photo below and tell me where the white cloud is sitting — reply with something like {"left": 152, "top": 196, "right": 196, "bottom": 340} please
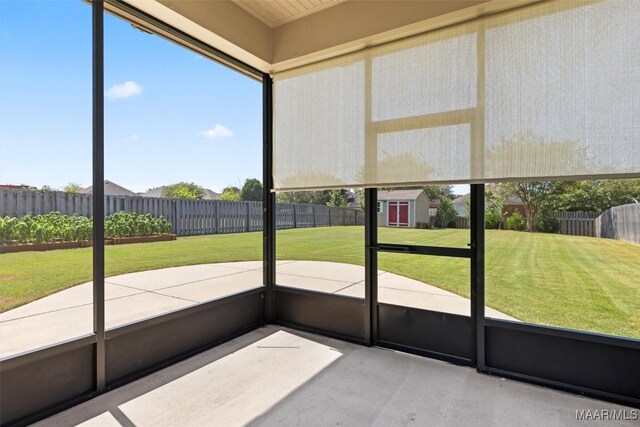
{"left": 199, "top": 124, "right": 233, "bottom": 140}
{"left": 122, "top": 134, "right": 139, "bottom": 143}
{"left": 106, "top": 81, "right": 143, "bottom": 100}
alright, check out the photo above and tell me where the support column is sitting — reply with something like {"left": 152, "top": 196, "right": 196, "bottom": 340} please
{"left": 263, "top": 73, "right": 276, "bottom": 323}
{"left": 364, "top": 188, "right": 378, "bottom": 346}
{"left": 470, "top": 183, "right": 485, "bottom": 370}
{"left": 92, "top": 0, "right": 106, "bottom": 390}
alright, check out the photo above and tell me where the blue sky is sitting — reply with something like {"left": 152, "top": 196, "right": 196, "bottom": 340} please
{"left": 0, "top": 0, "right": 262, "bottom": 193}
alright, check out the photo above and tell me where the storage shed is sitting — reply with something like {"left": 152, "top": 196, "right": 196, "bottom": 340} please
{"left": 377, "top": 189, "right": 431, "bottom": 228}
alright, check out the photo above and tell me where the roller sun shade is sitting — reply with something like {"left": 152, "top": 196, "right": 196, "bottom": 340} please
{"left": 273, "top": 0, "right": 640, "bottom": 191}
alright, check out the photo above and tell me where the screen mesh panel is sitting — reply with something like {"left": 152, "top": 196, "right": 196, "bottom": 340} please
{"left": 273, "top": 0, "right": 640, "bottom": 191}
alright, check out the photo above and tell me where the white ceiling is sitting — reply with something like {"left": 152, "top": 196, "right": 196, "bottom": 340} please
{"left": 129, "top": 0, "right": 529, "bottom": 75}
{"left": 231, "top": 0, "right": 347, "bottom": 27}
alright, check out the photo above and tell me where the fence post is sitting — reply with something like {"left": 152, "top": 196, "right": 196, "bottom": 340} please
{"left": 173, "top": 200, "right": 180, "bottom": 236}
{"left": 246, "top": 201, "right": 250, "bottom": 232}
{"left": 214, "top": 200, "right": 218, "bottom": 234}
{"left": 55, "top": 192, "right": 64, "bottom": 215}
{"left": 293, "top": 204, "right": 297, "bottom": 228}
{"left": 312, "top": 204, "right": 316, "bottom": 228}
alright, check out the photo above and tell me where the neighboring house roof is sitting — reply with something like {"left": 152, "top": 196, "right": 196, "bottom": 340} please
{"left": 505, "top": 196, "right": 524, "bottom": 205}
{"left": 140, "top": 186, "right": 220, "bottom": 200}
{"left": 452, "top": 194, "right": 469, "bottom": 206}
{"left": 81, "top": 180, "right": 136, "bottom": 197}
{"left": 346, "top": 196, "right": 361, "bottom": 209}
{"left": 377, "top": 189, "right": 428, "bottom": 201}
{"left": 0, "top": 184, "right": 31, "bottom": 190}
{"left": 140, "top": 187, "right": 164, "bottom": 198}
{"left": 202, "top": 189, "right": 220, "bottom": 200}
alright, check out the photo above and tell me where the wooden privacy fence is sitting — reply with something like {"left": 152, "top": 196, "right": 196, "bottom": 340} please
{"left": 454, "top": 216, "right": 469, "bottom": 229}
{"left": 0, "top": 189, "right": 364, "bottom": 236}
{"left": 439, "top": 212, "right": 600, "bottom": 234}
{"left": 594, "top": 203, "right": 640, "bottom": 245}
{"left": 553, "top": 211, "right": 600, "bottom": 237}
{"left": 275, "top": 203, "right": 361, "bottom": 229}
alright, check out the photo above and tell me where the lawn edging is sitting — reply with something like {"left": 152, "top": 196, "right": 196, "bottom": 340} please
{"left": 0, "top": 234, "right": 177, "bottom": 254}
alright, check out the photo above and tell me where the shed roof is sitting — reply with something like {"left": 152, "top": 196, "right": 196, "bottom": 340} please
{"left": 378, "top": 189, "right": 426, "bottom": 201}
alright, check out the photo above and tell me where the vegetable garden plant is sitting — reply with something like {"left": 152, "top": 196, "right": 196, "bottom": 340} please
{"left": 0, "top": 211, "right": 172, "bottom": 245}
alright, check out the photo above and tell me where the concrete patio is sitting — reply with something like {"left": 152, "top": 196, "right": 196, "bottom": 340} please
{"left": 0, "top": 261, "right": 515, "bottom": 358}
{"left": 34, "top": 325, "right": 636, "bottom": 427}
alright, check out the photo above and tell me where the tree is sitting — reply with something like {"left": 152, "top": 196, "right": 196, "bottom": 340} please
{"left": 64, "top": 183, "right": 83, "bottom": 193}
{"left": 355, "top": 188, "right": 365, "bottom": 209}
{"left": 162, "top": 182, "right": 205, "bottom": 199}
{"left": 485, "top": 188, "right": 507, "bottom": 229}
{"left": 434, "top": 198, "right": 456, "bottom": 229}
{"left": 326, "top": 189, "right": 348, "bottom": 207}
{"left": 544, "top": 179, "right": 640, "bottom": 212}
{"left": 39, "top": 185, "right": 56, "bottom": 192}
{"left": 240, "top": 178, "right": 263, "bottom": 201}
{"left": 277, "top": 190, "right": 332, "bottom": 205}
{"left": 498, "top": 182, "right": 553, "bottom": 232}
{"left": 487, "top": 131, "right": 590, "bottom": 231}
{"left": 486, "top": 130, "right": 588, "bottom": 178}
{"left": 422, "top": 185, "right": 454, "bottom": 201}
{"left": 465, "top": 188, "right": 506, "bottom": 229}
{"left": 219, "top": 186, "right": 241, "bottom": 201}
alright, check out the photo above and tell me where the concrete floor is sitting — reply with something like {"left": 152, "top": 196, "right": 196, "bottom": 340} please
{"left": 35, "top": 326, "right": 636, "bottom": 427}
{"left": 0, "top": 261, "right": 515, "bottom": 358}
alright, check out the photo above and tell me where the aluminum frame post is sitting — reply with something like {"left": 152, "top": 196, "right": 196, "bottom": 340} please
{"left": 92, "top": 0, "right": 106, "bottom": 390}
{"left": 364, "top": 188, "right": 378, "bottom": 345}
{"left": 470, "top": 183, "right": 485, "bottom": 370}
{"left": 262, "top": 73, "right": 276, "bottom": 322}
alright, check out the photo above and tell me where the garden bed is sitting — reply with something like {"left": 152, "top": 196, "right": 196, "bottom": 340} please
{"left": 105, "top": 234, "right": 177, "bottom": 245}
{"left": 0, "top": 234, "right": 177, "bottom": 254}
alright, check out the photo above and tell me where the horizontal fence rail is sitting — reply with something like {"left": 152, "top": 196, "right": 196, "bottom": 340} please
{"left": 594, "top": 203, "right": 640, "bottom": 245}
{"left": 0, "top": 189, "right": 364, "bottom": 236}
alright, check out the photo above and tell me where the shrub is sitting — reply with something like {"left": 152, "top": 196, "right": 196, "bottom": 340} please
{"left": 506, "top": 211, "right": 526, "bottom": 231}
{"left": 0, "top": 217, "right": 10, "bottom": 245}
{"left": 435, "top": 198, "right": 456, "bottom": 229}
{"left": 485, "top": 210, "right": 503, "bottom": 229}
{"left": 534, "top": 210, "right": 560, "bottom": 233}
{"left": 103, "top": 211, "right": 172, "bottom": 238}
{"left": 162, "top": 182, "right": 205, "bottom": 199}
{"left": 104, "top": 211, "right": 172, "bottom": 238}
{"left": 13, "top": 218, "right": 30, "bottom": 243}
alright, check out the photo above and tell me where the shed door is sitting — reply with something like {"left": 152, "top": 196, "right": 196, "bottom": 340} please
{"left": 388, "top": 202, "right": 409, "bottom": 227}
{"left": 398, "top": 203, "right": 409, "bottom": 226}
{"left": 388, "top": 203, "right": 398, "bottom": 226}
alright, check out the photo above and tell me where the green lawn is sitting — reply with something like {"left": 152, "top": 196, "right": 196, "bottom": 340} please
{"left": 1, "top": 227, "right": 639, "bottom": 338}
